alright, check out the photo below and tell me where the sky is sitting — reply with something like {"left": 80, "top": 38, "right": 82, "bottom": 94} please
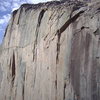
{"left": 0, "top": 0, "right": 55, "bottom": 44}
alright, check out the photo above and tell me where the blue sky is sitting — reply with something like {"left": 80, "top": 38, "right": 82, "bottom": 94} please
{"left": 0, "top": 0, "right": 54, "bottom": 44}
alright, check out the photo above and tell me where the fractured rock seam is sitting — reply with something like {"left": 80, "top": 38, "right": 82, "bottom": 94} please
{"left": 22, "top": 68, "right": 26, "bottom": 100}
{"left": 12, "top": 52, "right": 16, "bottom": 85}
{"left": 32, "top": 9, "right": 46, "bottom": 92}
{"left": 55, "top": 10, "right": 85, "bottom": 100}
{"left": 33, "top": 9, "right": 46, "bottom": 61}
{"left": 56, "top": 10, "right": 85, "bottom": 64}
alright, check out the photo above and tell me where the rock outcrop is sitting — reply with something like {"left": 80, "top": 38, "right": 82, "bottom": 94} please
{"left": 0, "top": 0, "right": 100, "bottom": 100}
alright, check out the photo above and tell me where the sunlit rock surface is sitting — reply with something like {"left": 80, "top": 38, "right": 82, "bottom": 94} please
{"left": 0, "top": 0, "right": 100, "bottom": 100}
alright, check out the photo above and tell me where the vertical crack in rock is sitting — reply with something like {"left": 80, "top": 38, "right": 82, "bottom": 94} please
{"left": 54, "top": 10, "right": 85, "bottom": 100}
{"left": 33, "top": 9, "right": 46, "bottom": 61}
{"left": 56, "top": 10, "right": 84, "bottom": 64}
{"left": 56, "top": 30, "right": 61, "bottom": 64}
{"left": 12, "top": 9, "right": 18, "bottom": 26}
{"left": 93, "top": 28, "right": 99, "bottom": 36}
{"left": 13, "top": 9, "right": 18, "bottom": 18}
{"left": 22, "top": 84, "right": 24, "bottom": 100}
{"left": 17, "top": 8, "right": 23, "bottom": 25}
{"left": 63, "top": 83, "right": 66, "bottom": 100}
{"left": 12, "top": 52, "right": 16, "bottom": 85}
{"left": 4, "top": 25, "right": 8, "bottom": 37}
{"left": 22, "top": 68, "right": 26, "bottom": 100}
{"left": 9, "top": 58, "right": 12, "bottom": 68}
{"left": 55, "top": 73, "right": 57, "bottom": 100}
{"left": 85, "top": 34, "right": 91, "bottom": 68}
{"left": 32, "top": 9, "right": 46, "bottom": 91}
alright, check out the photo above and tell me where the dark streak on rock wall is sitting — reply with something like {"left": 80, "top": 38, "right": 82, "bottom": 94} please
{"left": 33, "top": 9, "right": 46, "bottom": 61}
{"left": 12, "top": 52, "right": 16, "bottom": 84}
{"left": 56, "top": 10, "right": 84, "bottom": 64}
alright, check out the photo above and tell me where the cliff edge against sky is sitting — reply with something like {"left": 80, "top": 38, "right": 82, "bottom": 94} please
{"left": 0, "top": 0, "right": 100, "bottom": 100}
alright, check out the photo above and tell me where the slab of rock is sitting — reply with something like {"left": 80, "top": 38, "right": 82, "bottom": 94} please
{"left": 0, "top": 0, "right": 100, "bottom": 100}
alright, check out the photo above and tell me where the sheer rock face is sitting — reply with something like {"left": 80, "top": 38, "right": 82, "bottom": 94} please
{"left": 0, "top": 1, "right": 100, "bottom": 100}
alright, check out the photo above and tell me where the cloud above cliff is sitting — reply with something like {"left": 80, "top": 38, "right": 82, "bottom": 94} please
{"left": 0, "top": 0, "right": 54, "bottom": 12}
{"left": 0, "top": 14, "right": 11, "bottom": 24}
{"left": 0, "top": 0, "right": 53, "bottom": 44}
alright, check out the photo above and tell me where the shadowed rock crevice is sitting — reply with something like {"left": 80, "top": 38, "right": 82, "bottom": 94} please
{"left": 20, "top": 61, "right": 26, "bottom": 100}
{"left": 22, "top": 73, "right": 25, "bottom": 100}
{"left": 11, "top": 9, "right": 18, "bottom": 26}
{"left": 93, "top": 28, "right": 99, "bottom": 36}
{"left": 55, "top": 75, "right": 57, "bottom": 100}
{"left": 12, "top": 52, "right": 16, "bottom": 84}
{"left": 4, "top": 25, "right": 9, "bottom": 37}
{"left": 56, "top": 10, "right": 84, "bottom": 64}
{"left": 17, "top": 8, "right": 23, "bottom": 25}
{"left": 56, "top": 30, "right": 61, "bottom": 64}
{"left": 33, "top": 9, "right": 46, "bottom": 61}
{"left": 55, "top": 10, "right": 85, "bottom": 100}
{"left": 63, "top": 83, "right": 66, "bottom": 100}
{"left": 58, "top": 10, "right": 84, "bottom": 34}
{"left": 12, "top": 9, "right": 18, "bottom": 18}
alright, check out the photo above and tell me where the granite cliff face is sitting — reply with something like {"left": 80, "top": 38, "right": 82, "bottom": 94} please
{"left": 0, "top": 0, "right": 100, "bottom": 100}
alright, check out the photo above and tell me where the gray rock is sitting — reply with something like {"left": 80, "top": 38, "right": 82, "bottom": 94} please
{"left": 0, "top": 1, "right": 100, "bottom": 100}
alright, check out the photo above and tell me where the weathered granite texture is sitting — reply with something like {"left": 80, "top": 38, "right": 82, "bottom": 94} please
{"left": 0, "top": 0, "right": 100, "bottom": 100}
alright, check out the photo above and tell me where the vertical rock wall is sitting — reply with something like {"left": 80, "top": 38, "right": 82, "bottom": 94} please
{"left": 0, "top": 1, "right": 100, "bottom": 100}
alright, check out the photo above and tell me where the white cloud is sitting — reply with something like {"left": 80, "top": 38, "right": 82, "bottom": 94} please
{"left": 27, "top": 0, "right": 52, "bottom": 3}
{"left": 0, "top": 13, "right": 11, "bottom": 44}
{"left": 0, "top": 14, "right": 11, "bottom": 24}
{"left": 3, "top": 1, "right": 11, "bottom": 7}
{"left": 0, "top": 1, "right": 11, "bottom": 11}
{"left": 12, "top": 2, "right": 20, "bottom": 11}
{"left": 0, "top": 6, "right": 7, "bottom": 12}
{"left": 0, "top": 20, "right": 5, "bottom": 24}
